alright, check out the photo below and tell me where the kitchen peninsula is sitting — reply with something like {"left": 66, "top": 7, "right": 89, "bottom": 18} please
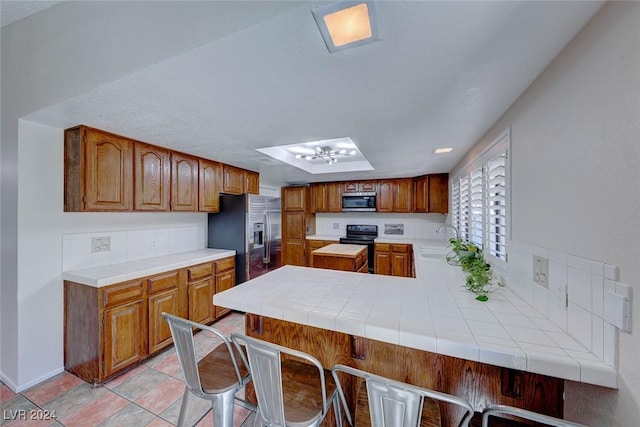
{"left": 214, "top": 248, "right": 617, "bottom": 423}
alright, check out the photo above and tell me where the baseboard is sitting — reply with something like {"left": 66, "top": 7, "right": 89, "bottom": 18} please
{"left": 1, "top": 367, "right": 65, "bottom": 393}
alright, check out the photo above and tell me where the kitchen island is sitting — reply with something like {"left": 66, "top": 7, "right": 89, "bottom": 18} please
{"left": 312, "top": 243, "right": 368, "bottom": 272}
{"left": 214, "top": 252, "right": 617, "bottom": 423}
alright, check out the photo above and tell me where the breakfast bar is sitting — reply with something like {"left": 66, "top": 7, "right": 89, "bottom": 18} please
{"left": 214, "top": 252, "right": 617, "bottom": 424}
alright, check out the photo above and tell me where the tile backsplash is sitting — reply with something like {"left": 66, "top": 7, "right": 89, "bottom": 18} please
{"left": 315, "top": 213, "right": 448, "bottom": 239}
{"left": 63, "top": 225, "right": 206, "bottom": 271}
{"left": 500, "top": 241, "right": 632, "bottom": 367}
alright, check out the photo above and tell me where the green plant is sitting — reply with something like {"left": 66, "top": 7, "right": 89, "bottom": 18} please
{"left": 446, "top": 238, "right": 504, "bottom": 301}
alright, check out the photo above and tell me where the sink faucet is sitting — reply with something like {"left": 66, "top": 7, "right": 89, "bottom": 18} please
{"left": 437, "top": 224, "right": 459, "bottom": 240}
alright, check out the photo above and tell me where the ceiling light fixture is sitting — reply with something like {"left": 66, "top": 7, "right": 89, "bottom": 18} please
{"left": 312, "top": 1, "right": 380, "bottom": 53}
{"left": 434, "top": 147, "right": 454, "bottom": 154}
{"left": 296, "top": 146, "right": 357, "bottom": 164}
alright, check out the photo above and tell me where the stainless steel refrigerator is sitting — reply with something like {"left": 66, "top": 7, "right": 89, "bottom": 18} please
{"left": 208, "top": 194, "right": 281, "bottom": 285}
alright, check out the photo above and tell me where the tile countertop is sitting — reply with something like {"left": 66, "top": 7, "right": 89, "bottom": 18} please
{"left": 214, "top": 258, "right": 617, "bottom": 389}
{"left": 62, "top": 248, "right": 236, "bottom": 287}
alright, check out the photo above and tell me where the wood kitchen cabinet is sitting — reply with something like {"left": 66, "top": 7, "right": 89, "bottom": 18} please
{"left": 282, "top": 186, "right": 315, "bottom": 266}
{"left": 64, "top": 125, "right": 133, "bottom": 212}
{"left": 198, "top": 159, "right": 222, "bottom": 212}
{"left": 376, "top": 179, "right": 413, "bottom": 213}
{"left": 147, "top": 270, "right": 186, "bottom": 354}
{"left": 305, "top": 239, "right": 336, "bottom": 266}
{"left": 374, "top": 243, "right": 413, "bottom": 277}
{"left": 222, "top": 165, "right": 245, "bottom": 194}
{"left": 187, "top": 257, "right": 236, "bottom": 325}
{"left": 343, "top": 180, "right": 376, "bottom": 193}
{"left": 326, "top": 182, "right": 342, "bottom": 212}
{"left": 171, "top": 152, "right": 199, "bottom": 211}
{"left": 245, "top": 170, "right": 260, "bottom": 194}
{"left": 214, "top": 257, "right": 236, "bottom": 318}
{"left": 134, "top": 142, "right": 171, "bottom": 211}
{"left": 310, "top": 184, "right": 327, "bottom": 213}
{"left": 414, "top": 173, "right": 449, "bottom": 214}
{"left": 312, "top": 244, "right": 368, "bottom": 273}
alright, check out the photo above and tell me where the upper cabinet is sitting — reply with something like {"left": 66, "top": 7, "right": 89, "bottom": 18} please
{"left": 135, "top": 143, "right": 171, "bottom": 211}
{"left": 413, "top": 173, "right": 449, "bottom": 214}
{"left": 65, "top": 126, "right": 133, "bottom": 212}
{"left": 310, "top": 182, "right": 341, "bottom": 213}
{"left": 64, "top": 125, "right": 259, "bottom": 212}
{"left": 222, "top": 165, "right": 244, "bottom": 195}
{"left": 377, "top": 179, "right": 413, "bottom": 213}
{"left": 343, "top": 181, "right": 376, "bottom": 193}
{"left": 170, "top": 152, "right": 199, "bottom": 211}
{"left": 245, "top": 170, "right": 259, "bottom": 194}
{"left": 198, "top": 159, "right": 222, "bottom": 213}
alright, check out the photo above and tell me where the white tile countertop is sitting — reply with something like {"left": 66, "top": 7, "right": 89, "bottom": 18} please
{"left": 62, "top": 248, "right": 236, "bottom": 287}
{"left": 214, "top": 256, "right": 617, "bottom": 388}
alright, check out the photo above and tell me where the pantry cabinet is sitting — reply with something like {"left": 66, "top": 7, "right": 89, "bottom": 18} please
{"left": 282, "top": 186, "right": 315, "bottom": 266}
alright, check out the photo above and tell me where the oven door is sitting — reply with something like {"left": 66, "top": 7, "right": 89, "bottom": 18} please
{"left": 342, "top": 192, "right": 376, "bottom": 212}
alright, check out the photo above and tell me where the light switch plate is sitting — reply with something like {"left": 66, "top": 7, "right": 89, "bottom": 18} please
{"left": 605, "top": 291, "right": 631, "bottom": 332}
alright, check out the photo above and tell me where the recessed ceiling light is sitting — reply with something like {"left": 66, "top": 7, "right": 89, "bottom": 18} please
{"left": 434, "top": 147, "right": 454, "bottom": 154}
{"left": 312, "top": 1, "right": 380, "bottom": 53}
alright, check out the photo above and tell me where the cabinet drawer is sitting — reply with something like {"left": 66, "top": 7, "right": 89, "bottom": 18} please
{"left": 188, "top": 262, "right": 213, "bottom": 282}
{"left": 375, "top": 243, "right": 390, "bottom": 252}
{"left": 147, "top": 271, "right": 179, "bottom": 294}
{"left": 391, "top": 244, "right": 410, "bottom": 253}
{"left": 215, "top": 257, "right": 235, "bottom": 273}
{"left": 103, "top": 280, "right": 144, "bottom": 308}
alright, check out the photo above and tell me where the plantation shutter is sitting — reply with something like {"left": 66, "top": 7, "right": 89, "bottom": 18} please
{"left": 485, "top": 152, "right": 507, "bottom": 261}
{"left": 451, "top": 180, "right": 461, "bottom": 233}
{"left": 459, "top": 176, "right": 470, "bottom": 242}
{"left": 469, "top": 168, "right": 484, "bottom": 247}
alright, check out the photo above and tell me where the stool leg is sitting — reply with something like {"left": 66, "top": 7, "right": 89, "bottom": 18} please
{"left": 176, "top": 387, "right": 191, "bottom": 427}
{"left": 211, "top": 389, "right": 236, "bottom": 427}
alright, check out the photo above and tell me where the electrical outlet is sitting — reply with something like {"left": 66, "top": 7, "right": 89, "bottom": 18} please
{"left": 533, "top": 255, "right": 549, "bottom": 288}
{"left": 332, "top": 223, "right": 340, "bottom": 230}
{"left": 91, "top": 237, "right": 111, "bottom": 253}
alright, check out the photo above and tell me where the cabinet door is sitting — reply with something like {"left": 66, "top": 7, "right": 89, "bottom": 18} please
{"left": 414, "top": 175, "right": 429, "bottom": 213}
{"left": 283, "top": 210, "right": 305, "bottom": 240}
{"left": 199, "top": 159, "right": 222, "bottom": 212}
{"left": 360, "top": 181, "right": 377, "bottom": 192}
{"left": 148, "top": 288, "right": 179, "bottom": 354}
{"left": 327, "top": 183, "right": 342, "bottom": 212}
{"left": 391, "top": 252, "right": 410, "bottom": 277}
{"left": 222, "top": 165, "right": 244, "bottom": 194}
{"left": 343, "top": 182, "right": 358, "bottom": 193}
{"left": 310, "top": 184, "right": 327, "bottom": 213}
{"left": 283, "top": 241, "right": 305, "bottom": 266}
{"left": 393, "top": 178, "right": 414, "bottom": 212}
{"left": 375, "top": 250, "right": 391, "bottom": 275}
{"left": 428, "top": 173, "right": 449, "bottom": 214}
{"left": 103, "top": 300, "right": 146, "bottom": 378}
{"left": 377, "top": 181, "right": 393, "bottom": 212}
{"left": 85, "top": 129, "right": 133, "bottom": 211}
{"left": 245, "top": 171, "right": 260, "bottom": 194}
{"left": 282, "top": 186, "right": 307, "bottom": 211}
{"left": 134, "top": 143, "right": 170, "bottom": 211}
{"left": 171, "top": 152, "right": 198, "bottom": 211}
{"left": 306, "top": 239, "right": 331, "bottom": 267}
{"left": 214, "top": 270, "right": 235, "bottom": 318}
{"left": 189, "top": 278, "right": 214, "bottom": 325}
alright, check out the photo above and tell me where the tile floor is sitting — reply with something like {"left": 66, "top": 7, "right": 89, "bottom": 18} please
{"left": 0, "top": 313, "right": 258, "bottom": 427}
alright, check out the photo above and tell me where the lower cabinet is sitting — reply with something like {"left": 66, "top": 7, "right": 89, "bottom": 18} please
{"left": 374, "top": 243, "right": 414, "bottom": 277}
{"left": 64, "top": 255, "right": 235, "bottom": 384}
{"left": 305, "top": 239, "right": 335, "bottom": 267}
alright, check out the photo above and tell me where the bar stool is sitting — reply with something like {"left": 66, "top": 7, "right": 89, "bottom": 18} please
{"left": 331, "top": 364, "right": 474, "bottom": 427}
{"left": 230, "top": 332, "right": 341, "bottom": 427}
{"left": 482, "top": 404, "right": 589, "bottom": 427}
{"left": 162, "top": 313, "right": 253, "bottom": 427}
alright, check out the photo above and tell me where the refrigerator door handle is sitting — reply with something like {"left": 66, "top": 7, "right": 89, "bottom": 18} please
{"left": 264, "top": 212, "right": 271, "bottom": 265}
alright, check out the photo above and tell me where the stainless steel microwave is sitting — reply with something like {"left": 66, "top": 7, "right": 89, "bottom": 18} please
{"left": 342, "top": 192, "right": 377, "bottom": 212}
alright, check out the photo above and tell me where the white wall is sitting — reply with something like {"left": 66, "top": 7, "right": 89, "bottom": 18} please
{"left": 452, "top": 2, "right": 640, "bottom": 424}
{"left": 315, "top": 212, "right": 447, "bottom": 239}
{"left": 14, "top": 120, "right": 207, "bottom": 390}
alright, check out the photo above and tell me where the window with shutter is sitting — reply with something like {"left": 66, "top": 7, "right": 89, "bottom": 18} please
{"left": 449, "top": 128, "right": 510, "bottom": 265}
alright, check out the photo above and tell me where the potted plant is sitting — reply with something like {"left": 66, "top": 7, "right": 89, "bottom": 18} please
{"left": 446, "top": 238, "right": 504, "bottom": 301}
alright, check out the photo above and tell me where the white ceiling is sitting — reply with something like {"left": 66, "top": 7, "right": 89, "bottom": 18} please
{"left": 0, "top": 0, "right": 61, "bottom": 27}
{"left": 20, "top": 1, "right": 603, "bottom": 187}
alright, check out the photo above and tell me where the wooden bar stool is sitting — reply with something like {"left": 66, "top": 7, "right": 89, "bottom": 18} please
{"left": 230, "top": 332, "right": 341, "bottom": 427}
{"left": 162, "top": 313, "right": 253, "bottom": 427}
